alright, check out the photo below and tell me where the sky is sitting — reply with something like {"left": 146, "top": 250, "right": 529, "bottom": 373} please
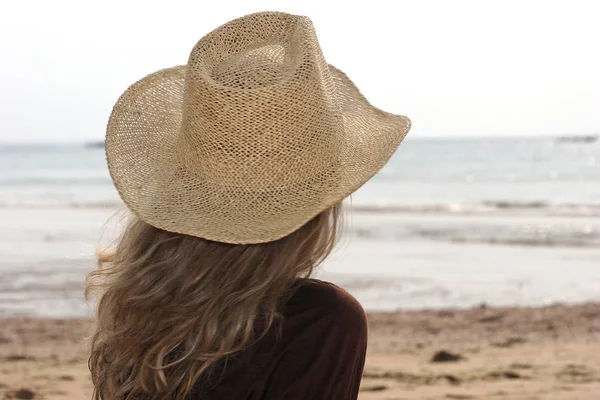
{"left": 0, "top": 0, "right": 599, "bottom": 143}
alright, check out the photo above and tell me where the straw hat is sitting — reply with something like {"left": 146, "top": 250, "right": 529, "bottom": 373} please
{"left": 106, "top": 11, "right": 411, "bottom": 244}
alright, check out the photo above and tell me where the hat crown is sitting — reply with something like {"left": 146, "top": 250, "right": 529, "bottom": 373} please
{"left": 178, "top": 12, "right": 343, "bottom": 188}
{"left": 105, "top": 11, "right": 411, "bottom": 243}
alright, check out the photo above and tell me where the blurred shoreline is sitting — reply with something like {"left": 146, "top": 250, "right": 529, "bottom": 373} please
{"left": 1, "top": 208, "right": 600, "bottom": 317}
{"left": 1, "top": 302, "right": 599, "bottom": 399}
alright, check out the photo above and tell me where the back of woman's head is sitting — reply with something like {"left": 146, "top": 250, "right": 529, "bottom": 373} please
{"left": 86, "top": 203, "right": 342, "bottom": 399}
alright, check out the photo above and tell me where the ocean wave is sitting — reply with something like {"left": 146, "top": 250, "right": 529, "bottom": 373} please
{"left": 0, "top": 199, "right": 599, "bottom": 217}
{"left": 0, "top": 177, "right": 112, "bottom": 186}
{"left": 346, "top": 217, "right": 600, "bottom": 249}
{"left": 351, "top": 202, "right": 600, "bottom": 217}
{"left": 0, "top": 200, "right": 123, "bottom": 209}
{"left": 413, "top": 229, "right": 600, "bottom": 248}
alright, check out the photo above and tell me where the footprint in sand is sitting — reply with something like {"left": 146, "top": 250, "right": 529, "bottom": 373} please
{"left": 360, "top": 384, "right": 388, "bottom": 392}
{"left": 431, "top": 350, "right": 465, "bottom": 363}
{"left": 4, "top": 388, "right": 36, "bottom": 400}
{"left": 445, "top": 395, "right": 475, "bottom": 399}
{"left": 556, "top": 364, "right": 597, "bottom": 383}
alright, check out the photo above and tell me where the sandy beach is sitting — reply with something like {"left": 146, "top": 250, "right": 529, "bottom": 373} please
{"left": 1, "top": 141, "right": 599, "bottom": 399}
{"left": 1, "top": 302, "right": 599, "bottom": 399}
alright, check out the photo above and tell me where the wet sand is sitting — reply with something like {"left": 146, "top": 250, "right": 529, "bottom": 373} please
{"left": 1, "top": 302, "right": 599, "bottom": 399}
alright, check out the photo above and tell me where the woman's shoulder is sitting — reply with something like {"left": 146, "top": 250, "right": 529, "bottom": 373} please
{"left": 287, "top": 279, "right": 367, "bottom": 327}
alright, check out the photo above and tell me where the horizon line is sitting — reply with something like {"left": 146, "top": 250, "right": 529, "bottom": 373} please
{"left": 0, "top": 133, "right": 598, "bottom": 146}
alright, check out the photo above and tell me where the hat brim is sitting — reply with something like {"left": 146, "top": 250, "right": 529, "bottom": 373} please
{"left": 106, "top": 65, "right": 411, "bottom": 244}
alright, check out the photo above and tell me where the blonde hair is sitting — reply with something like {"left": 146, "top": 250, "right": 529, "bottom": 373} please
{"left": 86, "top": 204, "right": 341, "bottom": 399}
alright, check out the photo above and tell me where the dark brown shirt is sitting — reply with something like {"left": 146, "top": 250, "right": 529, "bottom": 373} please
{"left": 191, "top": 279, "right": 368, "bottom": 399}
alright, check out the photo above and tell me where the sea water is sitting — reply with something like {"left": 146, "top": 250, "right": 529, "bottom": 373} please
{"left": 1, "top": 138, "right": 599, "bottom": 316}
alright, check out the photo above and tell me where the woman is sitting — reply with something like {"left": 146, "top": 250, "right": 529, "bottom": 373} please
{"left": 87, "top": 11, "right": 410, "bottom": 400}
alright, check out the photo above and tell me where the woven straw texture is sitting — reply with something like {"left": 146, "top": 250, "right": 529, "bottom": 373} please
{"left": 106, "top": 11, "right": 411, "bottom": 244}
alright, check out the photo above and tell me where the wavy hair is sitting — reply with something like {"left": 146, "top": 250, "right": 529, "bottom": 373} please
{"left": 86, "top": 204, "right": 342, "bottom": 399}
